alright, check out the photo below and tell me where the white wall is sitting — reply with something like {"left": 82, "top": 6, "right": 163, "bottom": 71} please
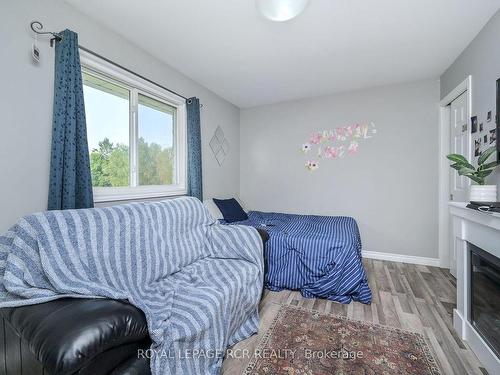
{"left": 240, "top": 80, "right": 440, "bottom": 258}
{"left": 0, "top": 0, "right": 240, "bottom": 232}
{"left": 440, "top": 9, "right": 500, "bottom": 184}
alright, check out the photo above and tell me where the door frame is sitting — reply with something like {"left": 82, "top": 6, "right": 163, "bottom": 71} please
{"left": 438, "top": 75, "right": 472, "bottom": 269}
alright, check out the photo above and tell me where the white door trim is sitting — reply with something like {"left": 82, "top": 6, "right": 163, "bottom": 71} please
{"left": 438, "top": 76, "right": 472, "bottom": 269}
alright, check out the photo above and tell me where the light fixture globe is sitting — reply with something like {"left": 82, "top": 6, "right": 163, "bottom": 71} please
{"left": 256, "top": 0, "right": 309, "bottom": 22}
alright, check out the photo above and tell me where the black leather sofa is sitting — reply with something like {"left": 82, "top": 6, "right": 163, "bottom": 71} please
{"left": 0, "top": 228, "right": 269, "bottom": 375}
{"left": 0, "top": 298, "right": 151, "bottom": 375}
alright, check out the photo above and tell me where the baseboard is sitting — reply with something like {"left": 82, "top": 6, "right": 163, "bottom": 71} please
{"left": 464, "top": 315, "right": 500, "bottom": 374}
{"left": 453, "top": 309, "right": 465, "bottom": 339}
{"left": 361, "top": 250, "right": 441, "bottom": 267}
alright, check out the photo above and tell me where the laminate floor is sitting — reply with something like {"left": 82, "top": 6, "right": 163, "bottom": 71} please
{"left": 222, "top": 259, "right": 488, "bottom": 375}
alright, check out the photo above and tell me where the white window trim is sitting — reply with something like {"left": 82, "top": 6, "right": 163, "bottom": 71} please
{"left": 80, "top": 50, "right": 187, "bottom": 203}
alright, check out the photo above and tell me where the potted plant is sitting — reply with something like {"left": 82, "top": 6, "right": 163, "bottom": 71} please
{"left": 447, "top": 146, "right": 499, "bottom": 202}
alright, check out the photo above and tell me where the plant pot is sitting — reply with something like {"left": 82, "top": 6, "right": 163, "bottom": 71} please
{"left": 470, "top": 185, "right": 497, "bottom": 202}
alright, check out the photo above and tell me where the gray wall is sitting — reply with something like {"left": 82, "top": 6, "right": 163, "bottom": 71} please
{"left": 240, "top": 80, "right": 440, "bottom": 258}
{"left": 441, "top": 9, "right": 500, "bottom": 184}
{"left": 0, "top": 0, "right": 240, "bottom": 233}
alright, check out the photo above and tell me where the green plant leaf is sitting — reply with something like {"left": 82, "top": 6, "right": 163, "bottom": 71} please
{"left": 452, "top": 160, "right": 475, "bottom": 171}
{"left": 458, "top": 167, "right": 475, "bottom": 176}
{"left": 450, "top": 163, "right": 464, "bottom": 171}
{"left": 481, "top": 161, "right": 499, "bottom": 170}
{"left": 476, "top": 170, "right": 494, "bottom": 178}
{"left": 447, "top": 154, "right": 469, "bottom": 164}
{"left": 467, "top": 175, "right": 485, "bottom": 185}
{"left": 478, "top": 147, "right": 497, "bottom": 165}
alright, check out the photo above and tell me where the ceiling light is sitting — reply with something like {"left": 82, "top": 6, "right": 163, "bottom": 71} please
{"left": 256, "top": 0, "right": 309, "bottom": 22}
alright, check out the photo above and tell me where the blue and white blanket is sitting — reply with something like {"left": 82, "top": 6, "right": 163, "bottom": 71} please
{"left": 0, "top": 197, "right": 263, "bottom": 374}
{"left": 231, "top": 211, "right": 371, "bottom": 304}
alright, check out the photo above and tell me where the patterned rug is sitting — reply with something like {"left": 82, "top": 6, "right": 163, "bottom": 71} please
{"left": 244, "top": 305, "right": 441, "bottom": 375}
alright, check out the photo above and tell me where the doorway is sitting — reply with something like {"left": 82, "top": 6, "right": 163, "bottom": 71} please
{"left": 438, "top": 76, "right": 472, "bottom": 277}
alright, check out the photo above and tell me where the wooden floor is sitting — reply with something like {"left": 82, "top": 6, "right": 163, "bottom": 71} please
{"left": 222, "top": 259, "right": 488, "bottom": 375}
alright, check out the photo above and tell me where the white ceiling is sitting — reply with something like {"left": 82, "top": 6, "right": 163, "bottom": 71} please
{"left": 64, "top": 0, "right": 500, "bottom": 108}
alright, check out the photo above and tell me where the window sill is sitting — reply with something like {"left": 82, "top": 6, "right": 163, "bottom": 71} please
{"left": 93, "top": 186, "right": 187, "bottom": 204}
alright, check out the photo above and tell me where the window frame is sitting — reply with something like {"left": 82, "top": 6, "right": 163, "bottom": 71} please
{"left": 80, "top": 50, "right": 187, "bottom": 203}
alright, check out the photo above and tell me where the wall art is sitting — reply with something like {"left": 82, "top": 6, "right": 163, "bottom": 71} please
{"left": 302, "top": 122, "right": 377, "bottom": 171}
{"left": 471, "top": 116, "right": 478, "bottom": 133}
{"left": 475, "top": 139, "right": 481, "bottom": 157}
{"left": 209, "top": 126, "right": 230, "bottom": 166}
{"left": 490, "top": 129, "right": 497, "bottom": 145}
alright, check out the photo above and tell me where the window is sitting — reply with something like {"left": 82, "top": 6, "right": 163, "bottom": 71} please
{"left": 81, "top": 51, "right": 187, "bottom": 202}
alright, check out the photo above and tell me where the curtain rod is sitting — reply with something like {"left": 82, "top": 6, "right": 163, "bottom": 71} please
{"left": 30, "top": 20, "right": 202, "bottom": 107}
{"left": 78, "top": 46, "right": 201, "bottom": 105}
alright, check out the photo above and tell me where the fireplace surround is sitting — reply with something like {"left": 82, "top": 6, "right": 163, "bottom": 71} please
{"left": 449, "top": 202, "right": 500, "bottom": 374}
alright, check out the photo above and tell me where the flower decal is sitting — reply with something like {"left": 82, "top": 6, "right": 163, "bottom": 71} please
{"left": 309, "top": 132, "right": 323, "bottom": 145}
{"left": 305, "top": 160, "right": 319, "bottom": 171}
{"left": 348, "top": 141, "right": 359, "bottom": 155}
{"left": 302, "top": 122, "right": 377, "bottom": 171}
{"left": 324, "top": 146, "right": 343, "bottom": 159}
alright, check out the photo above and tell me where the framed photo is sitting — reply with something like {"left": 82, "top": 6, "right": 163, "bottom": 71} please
{"left": 484, "top": 134, "right": 488, "bottom": 143}
{"left": 479, "top": 123, "right": 484, "bottom": 132}
{"left": 487, "top": 110, "right": 492, "bottom": 122}
{"left": 490, "top": 129, "right": 497, "bottom": 145}
{"left": 471, "top": 116, "right": 478, "bottom": 133}
{"left": 474, "top": 139, "right": 481, "bottom": 157}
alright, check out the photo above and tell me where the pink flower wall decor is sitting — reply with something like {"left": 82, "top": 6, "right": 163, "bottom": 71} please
{"left": 348, "top": 141, "right": 359, "bottom": 155}
{"left": 324, "top": 146, "right": 339, "bottom": 159}
{"left": 301, "top": 122, "right": 377, "bottom": 171}
{"left": 306, "top": 160, "right": 319, "bottom": 171}
{"left": 309, "top": 132, "right": 323, "bottom": 145}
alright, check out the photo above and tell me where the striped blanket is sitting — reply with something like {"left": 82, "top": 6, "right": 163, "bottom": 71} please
{"left": 0, "top": 197, "right": 264, "bottom": 374}
{"left": 231, "top": 211, "right": 371, "bottom": 304}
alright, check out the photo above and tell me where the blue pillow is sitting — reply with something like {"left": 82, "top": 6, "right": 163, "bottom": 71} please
{"left": 213, "top": 198, "right": 248, "bottom": 223}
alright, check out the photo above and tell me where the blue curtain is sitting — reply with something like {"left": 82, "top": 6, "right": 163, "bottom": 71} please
{"left": 48, "top": 30, "right": 94, "bottom": 210}
{"left": 186, "top": 97, "right": 203, "bottom": 201}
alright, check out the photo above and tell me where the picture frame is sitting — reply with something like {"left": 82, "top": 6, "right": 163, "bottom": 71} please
{"left": 471, "top": 116, "right": 478, "bottom": 133}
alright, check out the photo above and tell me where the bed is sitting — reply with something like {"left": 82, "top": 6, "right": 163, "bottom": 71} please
{"left": 228, "top": 210, "right": 372, "bottom": 304}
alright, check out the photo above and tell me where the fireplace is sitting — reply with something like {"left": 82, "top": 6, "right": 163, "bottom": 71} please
{"left": 450, "top": 204, "right": 500, "bottom": 373}
{"left": 470, "top": 243, "right": 500, "bottom": 358}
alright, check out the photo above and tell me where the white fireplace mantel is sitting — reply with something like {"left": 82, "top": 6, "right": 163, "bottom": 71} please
{"left": 449, "top": 202, "right": 500, "bottom": 375}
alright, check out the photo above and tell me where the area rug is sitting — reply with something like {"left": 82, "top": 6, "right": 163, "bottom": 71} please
{"left": 244, "top": 305, "right": 441, "bottom": 375}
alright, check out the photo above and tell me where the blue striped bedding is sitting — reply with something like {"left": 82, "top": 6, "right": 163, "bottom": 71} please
{"left": 229, "top": 211, "right": 372, "bottom": 304}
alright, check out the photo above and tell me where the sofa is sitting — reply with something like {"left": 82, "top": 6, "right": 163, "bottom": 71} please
{"left": 0, "top": 229, "right": 269, "bottom": 375}
{"left": 0, "top": 298, "right": 150, "bottom": 375}
{"left": 0, "top": 225, "right": 268, "bottom": 375}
